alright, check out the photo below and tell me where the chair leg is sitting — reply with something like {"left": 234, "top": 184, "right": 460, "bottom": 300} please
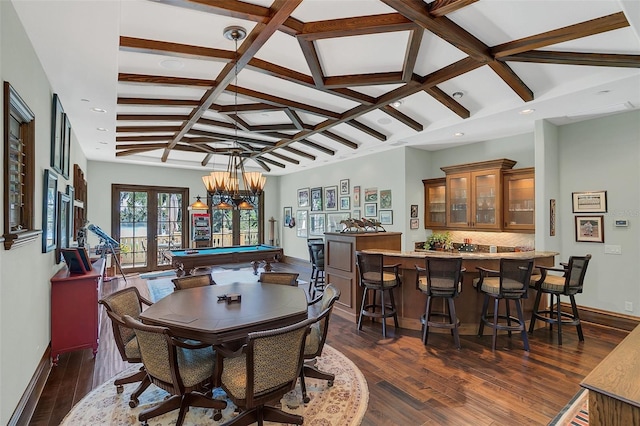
{"left": 422, "top": 295, "right": 432, "bottom": 345}
{"left": 529, "top": 286, "right": 543, "bottom": 334}
{"left": 478, "top": 294, "right": 489, "bottom": 336}
{"left": 299, "top": 369, "right": 309, "bottom": 403}
{"left": 505, "top": 299, "right": 512, "bottom": 338}
{"left": 556, "top": 294, "right": 563, "bottom": 345}
{"left": 357, "top": 287, "right": 368, "bottom": 331}
{"left": 380, "top": 288, "right": 387, "bottom": 338}
{"left": 491, "top": 298, "right": 499, "bottom": 350}
{"left": 139, "top": 395, "right": 182, "bottom": 423}
{"left": 262, "top": 405, "right": 304, "bottom": 425}
{"left": 129, "top": 374, "right": 152, "bottom": 408}
{"left": 389, "top": 288, "right": 399, "bottom": 329}
{"left": 448, "top": 297, "right": 461, "bottom": 350}
{"left": 514, "top": 299, "right": 530, "bottom": 352}
{"left": 570, "top": 295, "right": 584, "bottom": 341}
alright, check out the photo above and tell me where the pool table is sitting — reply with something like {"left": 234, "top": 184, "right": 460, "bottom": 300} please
{"left": 166, "top": 244, "right": 284, "bottom": 276}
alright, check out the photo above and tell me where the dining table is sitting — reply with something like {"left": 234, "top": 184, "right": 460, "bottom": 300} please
{"left": 139, "top": 282, "right": 309, "bottom": 344}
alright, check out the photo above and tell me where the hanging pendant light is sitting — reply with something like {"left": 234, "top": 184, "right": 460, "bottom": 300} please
{"left": 188, "top": 195, "right": 208, "bottom": 210}
{"left": 202, "top": 25, "right": 266, "bottom": 208}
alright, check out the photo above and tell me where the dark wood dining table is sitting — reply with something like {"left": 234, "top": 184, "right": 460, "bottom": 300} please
{"left": 139, "top": 282, "right": 309, "bottom": 345}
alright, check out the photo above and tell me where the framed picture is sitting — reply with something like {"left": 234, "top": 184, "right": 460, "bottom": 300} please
{"left": 353, "top": 186, "right": 361, "bottom": 207}
{"left": 56, "top": 192, "right": 71, "bottom": 264}
{"left": 327, "top": 212, "right": 350, "bottom": 233}
{"left": 297, "top": 188, "right": 310, "bottom": 208}
{"left": 66, "top": 185, "right": 75, "bottom": 241}
{"left": 380, "top": 189, "right": 392, "bottom": 209}
{"left": 340, "top": 179, "right": 350, "bottom": 195}
{"left": 283, "top": 206, "right": 293, "bottom": 227}
{"left": 62, "top": 113, "right": 71, "bottom": 179}
{"left": 309, "top": 213, "right": 326, "bottom": 236}
{"left": 410, "top": 204, "right": 418, "bottom": 218}
{"left": 50, "top": 94, "right": 65, "bottom": 176}
{"left": 379, "top": 210, "right": 393, "bottom": 225}
{"left": 296, "top": 210, "right": 308, "bottom": 238}
{"left": 42, "top": 169, "right": 59, "bottom": 253}
{"left": 61, "top": 248, "right": 89, "bottom": 274}
{"left": 410, "top": 218, "right": 419, "bottom": 229}
{"left": 310, "top": 187, "right": 323, "bottom": 211}
{"left": 550, "top": 199, "right": 556, "bottom": 236}
{"left": 575, "top": 215, "right": 604, "bottom": 243}
{"left": 340, "top": 196, "right": 350, "bottom": 210}
{"left": 364, "top": 187, "right": 377, "bottom": 202}
{"left": 324, "top": 186, "right": 338, "bottom": 211}
{"left": 352, "top": 209, "right": 361, "bottom": 220}
{"left": 364, "top": 203, "right": 377, "bottom": 217}
{"left": 572, "top": 191, "right": 607, "bottom": 213}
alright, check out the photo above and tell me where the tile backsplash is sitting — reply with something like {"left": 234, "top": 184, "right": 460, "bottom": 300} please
{"left": 448, "top": 230, "right": 534, "bottom": 249}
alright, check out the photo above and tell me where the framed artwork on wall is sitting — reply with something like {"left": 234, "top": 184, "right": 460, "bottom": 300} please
{"left": 379, "top": 210, "right": 393, "bottom": 225}
{"left": 324, "top": 186, "right": 338, "bottom": 211}
{"left": 410, "top": 218, "right": 419, "bottom": 229}
{"left": 364, "top": 203, "right": 377, "bottom": 217}
{"left": 327, "top": 212, "right": 350, "bottom": 233}
{"left": 364, "top": 188, "right": 377, "bottom": 202}
{"left": 297, "top": 188, "right": 310, "bottom": 208}
{"left": 296, "top": 210, "right": 308, "bottom": 238}
{"left": 340, "top": 179, "right": 350, "bottom": 195}
{"left": 380, "top": 189, "right": 392, "bottom": 209}
{"left": 283, "top": 206, "right": 293, "bottom": 227}
{"left": 309, "top": 213, "right": 326, "bottom": 236}
{"left": 410, "top": 204, "right": 418, "bottom": 218}
{"left": 50, "top": 94, "right": 65, "bottom": 176}
{"left": 575, "top": 215, "right": 604, "bottom": 243}
{"left": 340, "top": 196, "right": 350, "bottom": 210}
{"left": 310, "top": 187, "right": 323, "bottom": 211}
{"left": 42, "top": 169, "right": 59, "bottom": 253}
{"left": 56, "top": 191, "right": 71, "bottom": 264}
{"left": 353, "top": 186, "right": 361, "bottom": 207}
{"left": 352, "top": 209, "right": 361, "bottom": 219}
{"left": 572, "top": 191, "right": 607, "bottom": 213}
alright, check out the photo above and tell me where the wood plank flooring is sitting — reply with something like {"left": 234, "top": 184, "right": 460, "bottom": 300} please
{"left": 29, "top": 262, "right": 627, "bottom": 425}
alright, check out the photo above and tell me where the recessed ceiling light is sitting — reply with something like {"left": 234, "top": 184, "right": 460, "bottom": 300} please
{"left": 390, "top": 100, "right": 403, "bottom": 108}
{"left": 98, "top": 141, "right": 108, "bottom": 145}
{"left": 519, "top": 108, "right": 535, "bottom": 115}
{"left": 160, "top": 59, "right": 184, "bottom": 70}
{"left": 377, "top": 117, "right": 392, "bottom": 125}
{"left": 597, "top": 90, "right": 611, "bottom": 95}
{"left": 80, "top": 98, "right": 90, "bottom": 102}
{"left": 90, "top": 107, "right": 107, "bottom": 113}
{"left": 454, "top": 132, "right": 464, "bottom": 137}
{"left": 452, "top": 91, "right": 464, "bottom": 99}
{"left": 96, "top": 127, "right": 108, "bottom": 132}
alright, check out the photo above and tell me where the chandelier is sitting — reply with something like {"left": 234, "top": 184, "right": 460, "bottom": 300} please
{"left": 201, "top": 25, "right": 266, "bottom": 209}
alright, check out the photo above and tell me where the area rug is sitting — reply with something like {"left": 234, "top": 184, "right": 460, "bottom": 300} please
{"left": 549, "top": 388, "right": 588, "bottom": 425}
{"left": 139, "top": 270, "right": 176, "bottom": 280}
{"left": 60, "top": 344, "right": 368, "bottom": 425}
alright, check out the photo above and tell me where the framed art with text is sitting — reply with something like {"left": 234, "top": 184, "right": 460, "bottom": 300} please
{"left": 572, "top": 191, "right": 607, "bottom": 213}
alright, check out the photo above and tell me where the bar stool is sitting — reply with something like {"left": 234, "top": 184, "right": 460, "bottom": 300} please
{"left": 307, "top": 239, "right": 325, "bottom": 298}
{"left": 416, "top": 257, "right": 464, "bottom": 349}
{"left": 529, "top": 254, "right": 591, "bottom": 345}
{"left": 474, "top": 258, "right": 533, "bottom": 351}
{"left": 356, "top": 251, "right": 401, "bottom": 338}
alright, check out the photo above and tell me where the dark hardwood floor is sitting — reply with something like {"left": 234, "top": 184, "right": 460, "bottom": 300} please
{"left": 30, "top": 261, "right": 627, "bottom": 425}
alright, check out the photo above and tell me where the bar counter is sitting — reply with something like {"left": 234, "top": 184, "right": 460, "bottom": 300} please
{"left": 358, "top": 248, "right": 558, "bottom": 334}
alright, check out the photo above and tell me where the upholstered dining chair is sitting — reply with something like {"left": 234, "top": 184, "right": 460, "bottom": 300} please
{"left": 98, "top": 287, "right": 153, "bottom": 408}
{"left": 171, "top": 273, "right": 215, "bottom": 290}
{"left": 307, "top": 240, "right": 325, "bottom": 298}
{"left": 122, "top": 315, "right": 226, "bottom": 426}
{"left": 258, "top": 272, "right": 299, "bottom": 286}
{"left": 529, "top": 254, "right": 592, "bottom": 345}
{"left": 415, "top": 257, "right": 464, "bottom": 349}
{"left": 299, "top": 284, "right": 341, "bottom": 403}
{"left": 356, "top": 251, "right": 401, "bottom": 338}
{"left": 474, "top": 258, "right": 534, "bottom": 351}
{"left": 215, "top": 318, "right": 313, "bottom": 426}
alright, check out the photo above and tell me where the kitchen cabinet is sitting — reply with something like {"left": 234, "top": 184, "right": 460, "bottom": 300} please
{"left": 442, "top": 159, "right": 516, "bottom": 230}
{"left": 503, "top": 167, "right": 535, "bottom": 232}
{"left": 422, "top": 178, "right": 446, "bottom": 229}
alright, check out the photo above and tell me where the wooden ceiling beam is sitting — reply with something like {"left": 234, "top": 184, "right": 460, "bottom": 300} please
{"left": 323, "top": 72, "right": 406, "bottom": 89}
{"left": 217, "top": 103, "right": 278, "bottom": 113}
{"left": 116, "top": 125, "right": 181, "bottom": 133}
{"left": 117, "top": 97, "right": 200, "bottom": 107}
{"left": 322, "top": 131, "right": 359, "bottom": 150}
{"left": 116, "top": 135, "right": 226, "bottom": 144}
{"left": 424, "top": 86, "right": 470, "bottom": 119}
{"left": 268, "top": 151, "right": 300, "bottom": 165}
{"left": 118, "top": 73, "right": 214, "bottom": 87}
{"left": 428, "top": 0, "right": 478, "bottom": 17}
{"left": 299, "top": 13, "right": 416, "bottom": 40}
{"left": 346, "top": 120, "right": 387, "bottom": 141}
{"left": 499, "top": 51, "right": 640, "bottom": 68}
{"left": 116, "top": 147, "right": 160, "bottom": 157}
{"left": 298, "top": 139, "right": 335, "bottom": 156}
{"left": 187, "top": 129, "right": 277, "bottom": 146}
{"left": 116, "top": 142, "right": 168, "bottom": 150}
{"left": 488, "top": 61, "right": 534, "bottom": 102}
{"left": 403, "top": 28, "right": 423, "bottom": 81}
{"left": 297, "top": 38, "right": 325, "bottom": 87}
{"left": 258, "top": 156, "right": 286, "bottom": 168}
{"left": 492, "top": 12, "right": 630, "bottom": 59}
{"left": 283, "top": 145, "right": 316, "bottom": 161}
{"left": 117, "top": 114, "right": 189, "bottom": 121}
{"left": 197, "top": 117, "right": 236, "bottom": 130}
{"left": 381, "top": 105, "right": 423, "bottom": 132}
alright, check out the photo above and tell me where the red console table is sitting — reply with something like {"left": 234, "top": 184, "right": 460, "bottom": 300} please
{"left": 50, "top": 258, "right": 105, "bottom": 365}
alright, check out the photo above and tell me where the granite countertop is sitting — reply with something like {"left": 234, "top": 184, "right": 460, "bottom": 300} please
{"left": 360, "top": 248, "right": 558, "bottom": 260}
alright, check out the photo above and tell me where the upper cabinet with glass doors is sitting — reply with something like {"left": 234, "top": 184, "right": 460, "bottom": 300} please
{"left": 503, "top": 168, "right": 535, "bottom": 232}
{"left": 422, "top": 178, "right": 446, "bottom": 229}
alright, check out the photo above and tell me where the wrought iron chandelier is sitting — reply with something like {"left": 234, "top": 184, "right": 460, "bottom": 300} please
{"left": 202, "top": 25, "right": 266, "bottom": 209}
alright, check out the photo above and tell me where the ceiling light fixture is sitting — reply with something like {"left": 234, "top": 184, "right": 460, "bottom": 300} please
{"left": 454, "top": 132, "right": 464, "bottom": 137}
{"left": 452, "top": 91, "right": 464, "bottom": 99}
{"left": 202, "top": 26, "right": 265, "bottom": 210}
{"left": 519, "top": 108, "right": 535, "bottom": 115}
{"left": 96, "top": 127, "right": 108, "bottom": 131}
{"left": 188, "top": 195, "right": 208, "bottom": 210}
{"left": 91, "top": 107, "right": 107, "bottom": 113}
{"left": 390, "top": 100, "right": 403, "bottom": 108}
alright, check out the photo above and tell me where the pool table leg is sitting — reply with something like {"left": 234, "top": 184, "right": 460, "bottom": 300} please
{"left": 251, "top": 261, "right": 260, "bottom": 275}
{"left": 251, "top": 259, "right": 274, "bottom": 275}
{"left": 174, "top": 261, "right": 186, "bottom": 277}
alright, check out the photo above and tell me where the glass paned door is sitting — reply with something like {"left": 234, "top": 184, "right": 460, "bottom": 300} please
{"left": 209, "top": 193, "right": 263, "bottom": 247}
{"left": 118, "top": 190, "right": 148, "bottom": 269}
{"left": 474, "top": 173, "right": 497, "bottom": 226}
{"left": 156, "top": 192, "right": 184, "bottom": 266}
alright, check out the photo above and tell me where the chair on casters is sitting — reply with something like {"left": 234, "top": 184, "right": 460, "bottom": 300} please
{"left": 98, "top": 287, "right": 153, "bottom": 407}
{"left": 307, "top": 240, "right": 325, "bottom": 298}
{"left": 300, "top": 284, "right": 341, "bottom": 403}
{"left": 529, "top": 254, "right": 591, "bottom": 345}
{"left": 258, "top": 272, "right": 299, "bottom": 286}
{"left": 416, "top": 257, "right": 464, "bottom": 349}
{"left": 171, "top": 273, "right": 215, "bottom": 290}
{"left": 215, "top": 318, "right": 313, "bottom": 426}
{"left": 474, "top": 258, "right": 534, "bottom": 351}
{"left": 122, "top": 315, "right": 226, "bottom": 426}
{"left": 356, "top": 251, "right": 401, "bottom": 338}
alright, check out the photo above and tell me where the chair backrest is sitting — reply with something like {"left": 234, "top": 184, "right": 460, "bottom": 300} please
{"left": 98, "top": 287, "right": 148, "bottom": 362}
{"left": 258, "top": 272, "right": 299, "bottom": 286}
{"left": 305, "top": 284, "right": 340, "bottom": 358}
{"left": 307, "top": 238, "right": 323, "bottom": 263}
{"left": 356, "top": 251, "right": 396, "bottom": 287}
{"left": 172, "top": 274, "right": 215, "bottom": 290}
{"left": 309, "top": 241, "right": 324, "bottom": 269}
{"left": 241, "top": 318, "right": 313, "bottom": 406}
{"left": 564, "top": 254, "right": 591, "bottom": 294}
{"left": 424, "top": 257, "right": 464, "bottom": 297}
{"left": 500, "top": 258, "right": 534, "bottom": 298}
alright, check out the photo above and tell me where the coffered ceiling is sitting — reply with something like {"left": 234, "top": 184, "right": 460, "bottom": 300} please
{"left": 12, "top": 0, "right": 640, "bottom": 176}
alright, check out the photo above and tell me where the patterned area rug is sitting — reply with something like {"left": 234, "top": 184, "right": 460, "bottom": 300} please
{"left": 60, "top": 344, "right": 368, "bottom": 425}
{"left": 549, "top": 388, "right": 588, "bottom": 425}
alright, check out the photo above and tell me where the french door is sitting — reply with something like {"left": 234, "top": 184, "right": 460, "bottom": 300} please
{"left": 112, "top": 184, "right": 188, "bottom": 272}
{"left": 208, "top": 193, "right": 263, "bottom": 246}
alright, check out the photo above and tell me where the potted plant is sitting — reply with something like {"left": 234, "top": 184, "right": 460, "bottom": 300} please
{"left": 425, "top": 231, "right": 453, "bottom": 251}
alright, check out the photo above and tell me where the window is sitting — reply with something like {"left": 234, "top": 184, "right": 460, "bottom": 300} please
{"left": 3, "top": 82, "right": 38, "bottom": 250}
{"left": 209, "top": 193, "right": 263, "bottom": 246}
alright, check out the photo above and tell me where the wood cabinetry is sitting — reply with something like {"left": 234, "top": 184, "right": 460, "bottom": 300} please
{"left": 324, "top": 232, "right": 402, "bottom": 322}
{"left": 422, "top": 178, "right": 446, "bottom": 229}
{"left": 50, "top": 258, "right": 105, "bottom": 365}
{"left": 503, "top": 167, "right": 535, "bottom": 232}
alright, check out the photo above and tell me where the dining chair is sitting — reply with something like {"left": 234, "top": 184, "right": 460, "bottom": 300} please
{"left": 215, "top": 318, "right": 313, "bottom": 426}
{"left": 171, "top": 273, "right": 215, "bottom": 290}
{"left": 529, "top": 254, "right": 591, "bottom": 345}
{"left": 122, "top": 315, "right": 226, "bottom": 425}
{"left": 98, "top": 287, "right": 153, "bottom": 408}
{"left": 258, "top": 272, "right": 299, "bottom": 286}
{"left": 474, "top": 258, "right": 534, "bottom": 351}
